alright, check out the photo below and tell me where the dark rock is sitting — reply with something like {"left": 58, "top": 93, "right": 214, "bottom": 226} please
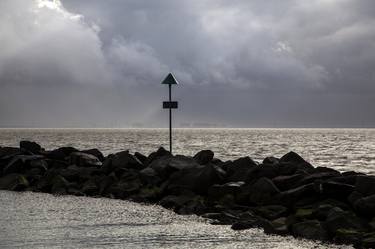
{"left": 292, "top": 220, "right": 329, "bottom": 241}
{"left": 3, "top": 155, "right": 44, "bottom": 175}
{"left": 254, "top": 205, "right": 288, "bottom": 220}
{"left": 297, "top": 172, "right": 340, "bottom": 187}
{"left": 81, "top": 149, "right": 104, "bottom": 162}
{"left": 280, "top": 151, "right": 315, "bottom": 173}
{"left": 225, "top": 157, "right": 257, "bottom": 182}
{"left": 362, "top": 233, "right": 375, "bottom": 248}
{"left": 133, "top": 186, "right": 162, "bottom": 202}
{"left": 207, "top": 181, "right": 244, "bottom": 201}
{"left": 20, "top": 141, "right": 43, "bottom": 154}
{"left": 354, "top": 194, "right": 375, "bottom": 217}
{"left": 329, "top": 175, "right": 358, "bottom": 185}
{"left": 248, "top": 177, "right": 281, "bottom": 205}
{"left": 348, "top": 191, "right": 363, "bottom": 208}
{"left": 106, "top": 178, "right": 142, "bottom": 198}
{"left": 70, "top": 152, "right": 102, "bottom": 168}
{"left": 325, "top": 207, "right": 369, "bottom": 235}
{"left": 139, "top": 167, "right": 162, "bottom": 186}
{"left": 50, "top": 175, "right": 70, "bottom": 194}
{"left": 272, "top": 174, "right": 305, "bottom": 191}
{"left": 160, "top": 194, "right": 197, "bottom": 209}
{"left": 267, "top": 217, "right": 289, "bottom": 236}
{"left": 246, "top": 164, "right": 279, "bottom": 184}
{"left": 81, "top": 179, "right": 99, "bottom": 196}
{"left": 134, "top": 152, "right": 147, "bottom": 165}
{"left": 316, "top": 181, "right": 355, "bottom": 200}
{"left": 280, "top": 183, "right": 316, "bottom": 207}
{"left": 108, "top": 151, "right": 144, "bottom": 171}
{"left": 149, "top": 155, "right": 199, "bottom": 179}
{"left": 59, "top": 165, "right": 101, "bottom": 182}
{"left": 262, "top": 156, "right": 279, "bottom": 165}
{"left": 0, "top": 174, "right": 29, "bottom": 191}
{"left": 355, "top": 175, "right": 375, "bottom": 197}
{"left": 46, "top": 147, "right": 79, "bottom": 161}
{"left": 333, "top": 229, "right": 363, "bottom": 246}
{"left": 314, "top": 166, "right": 341, "bottom": 175}
{"left": 193, "top": 150, "right": 214, "bottom": 165}
{"left": 0, "top": 147, "right": 21, "bottom": 159}
{"left": 146, "top": 147, "right": 171, "bottom": 165}
{"left": 167, "top": 164, "right": 226, "bottom": 195}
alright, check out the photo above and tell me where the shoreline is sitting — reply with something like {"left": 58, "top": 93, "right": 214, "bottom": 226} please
{"left": 1, "top": 141, "right": 375, "bottom": 248}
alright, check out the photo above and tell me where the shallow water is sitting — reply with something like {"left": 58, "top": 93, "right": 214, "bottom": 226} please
{"left": 0, "top": 191, "right": 351, "bottom": 249}
{"left": 0, "top": 128, "right": 374, "bottom": 173}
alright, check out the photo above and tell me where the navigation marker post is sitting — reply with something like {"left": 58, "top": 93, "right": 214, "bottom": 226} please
{"left": 162, "top": 73, "right": 179, "bottom": 154}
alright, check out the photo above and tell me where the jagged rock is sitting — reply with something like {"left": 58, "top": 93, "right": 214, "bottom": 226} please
{"left": 280, "top": 151, "right": 315, "bottom": 173}
{"left": 103, "top": 151, "right": 144, "bottom": 173}
{"left": 46, "top": 147, "right": 79, "bottom": 161}
{"left": 59, "top": 165, "right": 101, "bottom": 182}
{"left": 246, "top": 165, "right": 279, "bottom": 184}
{"left": 160, "top": 194, "right": 197, "bottom": 210}
{"left": 333, "top": 229, "right": 363, "bottom": 246}
{"left": 149, "top": 155, "right": 199, "bottom": 179}
{"left": 292, "top": 220, "right": 329, "bottom": 241}
{"left": 69, "top": 152, "right": 102, "bottom": 168}
{"left": 248, "top": 177, "right": 281, "bottom": 205}
{"left": 134, "top": 152, "right": 147, "bottom": 165}
{"left": 225, "top": 157, "right": 257, "bottom": 182}
{"left": 297, "top": 172, "right": 341, "bottom": 187}
{"left": 354, "top": 194, "right": 375, "bottom": 217}
{"left": 193, "top": 150, "right": 214, "bottom": 165}
{"left": 362, "top": 233, "right": 375, "bottom": 248}
{"left": 0, "top": 174, "right": 29, "bottom": 191}
{"left": 50, "top": 175, "right": 70, "bottom": 194}
{"left": 315, "top": 181, "right": 354, "bottom": 200}
{"left": 3, "top": 155, "right": 44, "bottom": 175}
{"left": 355, "top": 175, "right": 375, "bottom": 197}
{"left": 81, "top": 149, "right": 104, "bottom": 162}
{"left": 167, "top": 164, "right": 226, "bottom": 195}
{"left": 139, "top": 167, "right": 162, "bottom": 185}
{"left": 280, "top": 183, "right": 316, "bottom": 207}
{"left": 272, "top": 174, "right": 305, "bottom": 191}
{"left": 81, "top": 179, "right": 99, "bottom": 196}
{"left": 254, "top": 205, "right": 288, "bottom": 220}
{"left": 20, "top": 141, "right": 43, "bottom": 154}
{"left": 0, "top": 147, "right": 21, "bottom": 159}
{"left": 146, "top": 147, "right": 171, "bottom": 165}
{"left": 207, "top": 181, "right": 244, "bottom": 201}
{"left": 325, "top": 207, "right": 369, "bottom": 235}
{"left": 106, "top": 178, "right": 142, "bottom": 198}
{"left": 262, "top": 156, "right": 279, "bottom": 165}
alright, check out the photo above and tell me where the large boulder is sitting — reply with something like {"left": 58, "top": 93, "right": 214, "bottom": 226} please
{"left": 292, "top": 220, "right": 329, "bottom": 241}
{"left": 193, "top": 150, "right": 214, "bottom": 165}
{"left": 280, "top": 183, "right": 316, "bottom": 207}
{"left": 149, "top": 155, "right": 198, "bottom": 179}
{"left": 325, "top": 207, "right": 369, "bottom": 235}
{"left": 272, "top": 174, "right": 305, "bottom": 191}
{"left": 245, "top": 164, "right": 279, "bottom": 184}
{"left": 225, "top": 157, "right": 257, "bottom": 182}
{"left": 3, "top": 155, "right": 44, "bottom": 175}
{"left": 146, "top": 147, "right": 171, "bottom": 165}
{"left": 254, "top": 205, "right": 288, "bottom": 220}
{"left": 20, "top": 141, "right": 43, "bottom": 154}
{"left": 355, "top": 175, "right": 375, "bottom": 197}
{"left": 207, "top": 181, "right": 244, "bottom": 202}
{"left": 0, "top": 147, "right": 21, "bottom": 159}
{"left": 247, "top": 177, "right": 281, "bottom": 205}
{"left": 167, "top": 164, "right": 226, "bottom": 195}
{"left": 354, "top": 194, "right": 375, "bottom": 217}
{"left": 81, "top": 149, "right": 104, "bottom": 162}
{"left": 279, "top": 151, "right": 315, "bottom": 173}
{"left": 69, "top": 152, "right": 102, "bottom": 168}
{"left": 0, "top": 174, "right": 29, "bottom": 191}
{"left": 111, "top": 151, "right": 144, "bottom": 170}
{"left": 46, "top": 147, "right": 79, "bottom": 161}
{"left": 316, "top": 181, "right": 354, "bottom": 200}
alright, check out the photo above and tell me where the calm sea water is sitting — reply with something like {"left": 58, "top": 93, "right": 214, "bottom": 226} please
{"left": 0, "top": 128, "right": 374, "bottom": 248}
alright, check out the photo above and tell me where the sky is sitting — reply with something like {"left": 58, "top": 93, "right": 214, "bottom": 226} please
{"left": 0, "top": 0, "right": 374, "bottom": 128}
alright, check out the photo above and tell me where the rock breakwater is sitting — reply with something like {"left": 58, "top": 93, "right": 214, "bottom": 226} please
{"left": 1, "top": 141, "right": 375, "bottom": 248}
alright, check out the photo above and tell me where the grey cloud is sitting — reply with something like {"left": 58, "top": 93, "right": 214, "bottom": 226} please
{"left": 0, "top": 0, "right": 374, "bottom": 127}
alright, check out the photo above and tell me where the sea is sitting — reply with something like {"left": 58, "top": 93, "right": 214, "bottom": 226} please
{"left": 1, "top": 128, "right": 374, "bottom": 249}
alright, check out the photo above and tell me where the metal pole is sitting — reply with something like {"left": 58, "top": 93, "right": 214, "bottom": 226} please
{"left": 169, "top": 84, "right": 172, "bottom": 154}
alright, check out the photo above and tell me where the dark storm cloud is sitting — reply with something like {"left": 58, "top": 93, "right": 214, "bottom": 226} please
{"left": 0, "top": 0, "right": 374, "bottom": 127}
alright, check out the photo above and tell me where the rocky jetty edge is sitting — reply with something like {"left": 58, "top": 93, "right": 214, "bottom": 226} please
{"left": 1, "top": 141, "right": 375, "bottom": 248}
